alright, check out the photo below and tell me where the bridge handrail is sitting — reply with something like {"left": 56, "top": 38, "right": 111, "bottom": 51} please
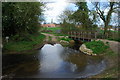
{"left": 68, "top": 30, "right": 98, "bottom": 39}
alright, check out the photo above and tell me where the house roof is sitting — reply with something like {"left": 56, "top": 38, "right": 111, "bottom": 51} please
{"left": 41, "top": 24, "right": 56, "bottom": 27}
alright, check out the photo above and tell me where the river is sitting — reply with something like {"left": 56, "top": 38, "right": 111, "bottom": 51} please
{"left": 2, "top": 44, "right": 106, "bottom": 78}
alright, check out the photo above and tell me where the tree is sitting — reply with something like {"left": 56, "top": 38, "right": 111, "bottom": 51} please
{"left": 58, "top": 8, "right": 74, "bottom": 24}
{"left": 92, "top": 2, "right": 119, "bottom": 35}
{"left": 69, "top": 2, "right": 94, "bottom": 30}
{"left": 2, "top": 2, "right": 44, "bottom": 40}
{"left": 59, "top": 9, "right": 76, "bottom": 33}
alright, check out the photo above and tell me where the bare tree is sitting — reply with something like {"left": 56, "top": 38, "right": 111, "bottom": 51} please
{"left": 58, "top": 8, "right": 74, "bottom": 24}
{"left": 92, "top": 2, "right": 120, "bottom": 35}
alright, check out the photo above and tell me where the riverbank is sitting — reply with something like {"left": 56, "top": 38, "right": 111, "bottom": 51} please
{"left": 41, "top": 33, "right": 72, "bottom": 47}
{"left": 89, "top": 39, "right": 119, "bottom": 78}
{"left": 90, "top": 48, "right": 118, "bottom": 78}
{"left": 78, "top": 39, "right": 119, "bottom": 78}
{"left": 79, "top": 40, "right": 109, "bottom": 56}
{"left": 3, "top": 34, "right": 46, "bottom": 54}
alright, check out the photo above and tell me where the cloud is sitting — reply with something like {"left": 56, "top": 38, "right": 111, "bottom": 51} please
{"left": 43, "top": 0, "right": 69, "bottom": 23}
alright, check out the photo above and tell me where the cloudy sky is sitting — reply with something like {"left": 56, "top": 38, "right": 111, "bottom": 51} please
{"left": 42, "top": 0, "right": 118, "bottom": 26}
{"left": 42, "top": 0, "right": 78, "bottom": 23}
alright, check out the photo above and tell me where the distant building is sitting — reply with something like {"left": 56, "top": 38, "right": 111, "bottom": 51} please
{"left": 99, "top": 25, "right": 119, "bottom": 31}
{"left": 55, "top": 24, "right": 61, "bottom": 27}
{"left": 41, "top": 24, "right": 56, "bottom": 27}
{"left": 41, "top": 19, "right": 60, "bottom": 27}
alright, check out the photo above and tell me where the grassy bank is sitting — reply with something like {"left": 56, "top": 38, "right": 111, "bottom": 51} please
{"left": 85, "top": 40, "right": 118, "bottom": 78}
{"left": 3, "top": 34, "right": 45, "bottom": 52}
{"left": 91, "top": 48, "right": 118, "bottom": 78}
{"left": 41, "top": 27, "right": 68, "bottom": 36}
{"left": 85, "top": 40, "right": 109, "bottom": 54}
{"left": 42, "top": 32, "right": 68, "bottom": 36}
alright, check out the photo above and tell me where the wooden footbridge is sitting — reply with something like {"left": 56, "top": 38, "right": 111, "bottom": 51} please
{"left": 67, "top": 30, "right": 98, "bottom": 42}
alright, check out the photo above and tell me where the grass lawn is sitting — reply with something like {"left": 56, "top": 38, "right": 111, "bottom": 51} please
{"left": 41, "top": 27, "right": 61, "bottom": 32}
{"left": 41, "top": 27, "right": 68, "bottom": 36}
{"left": 3, "top": 34, "right": 45, "bottom": 52}
{"left": 98, "top": 30, "right": 120, "bottom": 42}
{"left": 46, "top": 27, "right": 61, "bottom": 31}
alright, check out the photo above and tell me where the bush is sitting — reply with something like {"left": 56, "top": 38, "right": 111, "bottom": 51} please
{"left": 85, "top": 40, "right": 109, "bottom": 54}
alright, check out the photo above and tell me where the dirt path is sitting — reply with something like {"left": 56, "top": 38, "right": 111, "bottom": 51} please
{"left": 96, "top": 39, "right": 120, "bottom": 54}
{"left": 41, "top": 33, "right": 58, "bottom": 42}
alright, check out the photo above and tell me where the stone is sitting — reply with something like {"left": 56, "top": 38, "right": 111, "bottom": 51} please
{"left": 60, "top": 40, "right": 69, "bottom": 44}
{"left": 79, "top": 44, "right": 96, "bottom": 56}
{"left": 69, "top": 40, "right": 75, "bottom": 44}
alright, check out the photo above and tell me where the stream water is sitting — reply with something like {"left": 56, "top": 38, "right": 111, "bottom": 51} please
{"left": 2, "top": 44, "right": 106, "bottom": 78}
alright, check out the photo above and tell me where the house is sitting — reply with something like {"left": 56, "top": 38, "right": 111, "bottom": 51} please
{"left": 41, "top": 23, "right": 56, "bottom": 27}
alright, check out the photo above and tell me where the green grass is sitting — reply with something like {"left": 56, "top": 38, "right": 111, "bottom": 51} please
{"left": 4, "top": 34, "right": 45, "bottom": 52}
{"left": 49, "top": 36, "right": 52, "bottom": 41}
{"left": 42, "top": 32, "right": 68, "bottom": 36}
{"left": 98, "top": 30, "right": 120, "bottom": 42}
{"left": 46, "top": 27, "right": 61, "bottom": 31}
{"left": 41, "top": 27, "right": 69, "bottom": 36}
{"left": 85, "top": 40, "right": 109, "bottom": 54}
{"left": 41, "top": 27, "right": 61, "bottom": 32}
{"left": 107, "top": 37, "right": 120, "bottom": 42}
{"left": 54, "top": 33, "right": 68, "bottom": 36}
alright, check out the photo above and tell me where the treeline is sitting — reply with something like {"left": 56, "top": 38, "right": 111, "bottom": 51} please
{"left": 60, "top": 2, "right": 119, "bottom": 35}
{"left": 60, "top": 2, "right": 97, "bottom": 34}
{"left": 2, "top": 2, "right": 43, "bottom": 40}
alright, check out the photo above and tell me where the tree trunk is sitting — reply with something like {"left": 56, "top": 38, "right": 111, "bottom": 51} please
{"left": 104, "top": 21, "right": 108, "bottom": 38}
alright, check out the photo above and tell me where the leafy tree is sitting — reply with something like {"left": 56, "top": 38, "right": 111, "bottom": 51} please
{"left": 2, "top": 2, "right": 44, "bottom": 40}
{"left": 59, "top": 9, "right": 76, "bottom": 33}
{"left": 59, "top": 9, "right": 74, "bottom": 24}
{"left": 61, "top": 19, "right": 76, "bottom": 34}
{"left": 69, "top": 2, "right": 94, "bottom": 30}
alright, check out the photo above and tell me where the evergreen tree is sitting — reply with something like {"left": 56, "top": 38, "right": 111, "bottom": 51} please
{"left": 70, "top": 2, "right": 93, "bottom": 30}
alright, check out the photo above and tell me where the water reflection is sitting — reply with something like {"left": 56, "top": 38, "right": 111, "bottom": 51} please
{"left": 40, "top": 44, "right": 64, "bottom": 73}
{"left": 40, "top": 44, "right": 77, "bottom": 74}
{"left": 3, "top": 44, "right": 106, "bottom": 78}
